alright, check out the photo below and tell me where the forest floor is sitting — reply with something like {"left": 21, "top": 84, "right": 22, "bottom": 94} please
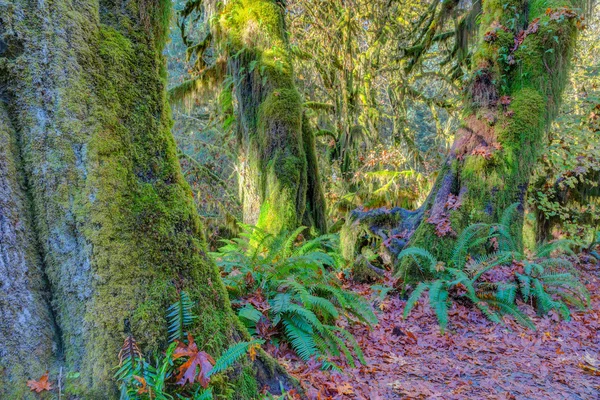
{"left": 271, "top": 259, "right": 600, "bottom": 399}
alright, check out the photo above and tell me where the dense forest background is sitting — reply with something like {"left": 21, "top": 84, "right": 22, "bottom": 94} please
{"left": 167, "top": 0, "right": 599, "bottom": 250}
{"left": 1, "top": 0, "right": 598, "bottom": 398}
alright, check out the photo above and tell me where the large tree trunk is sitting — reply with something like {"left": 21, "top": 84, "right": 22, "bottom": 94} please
{"left": 0, "top": 0, "right": 294, "bottom": 397}
{"left": 342, "top": 0, "right": 583, "bottom": 280}
{"left": 223, "top": 0, "right": 327, "bottom": 234}
{"left": 0, "top": 99, "right": 58, "bottom": 398}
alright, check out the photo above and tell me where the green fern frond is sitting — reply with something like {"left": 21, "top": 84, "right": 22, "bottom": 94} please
{"left": 470, "top": 296, "right": 503, "bottom": 324}
{"left": 208, "top": 339, "right": 265, "bottom": 377}
{"left": 428, "top": 280, "right": 449, "bottom": 333}
{"left": 340, "top": 291, "right": 378, "bottom": 325}
{"left": 515, "top": 272, "right": 531, "bottom": 300}
{"left": 285, "top": 304, "right": 324, "bottom": 333}
{"left": 468, "top": 251, "right": 514, "bottom": 281}
{"left": 193, "top": 388, "right": 214, "bottom": 400}
{"left": 545, "top": 288, "right": 588, "bottom": 310}
{"left": 167, "top": 291, "right": 198, "bottom": 343}
{"left": 305, "top": 295, "right": 339, "bottom": 319}
{"left": 331, "top": 325, "right": 366, "bottom": 365}
{"left": 282, "top": 316, "right": 318, "bottom": 360}
{"left": 238, "top": 304, "right": 263, "bottom": 324}
{"left": 495, "top": 282, "right": 517, "bottom": 304}
{"left": 403, "top": 282, "right": 430, "bottom": 319}
{"left": 535, "top": 239, "right": 578, "bottom": 258}
{"left": 451, "top": 223, "right": 489, "bottom": 269}
{"left": 321, "top": 327, "right": 353, "bottom": 366}
{"left": 284, "top": 279, "right": 312, "bottom": 306}
{"left": 483, "top": 298, "right": 535, "bottom": 330}
{"left": 396, "top": 247, "right": 437, "bottom": 274}
{"left": 270, "top": 292, "right": 293, "bottom": 315}
{"left": 539, "top": 258, "right": 579, "bottom": 275}
{"left": 311, "top": 284, "right": 349, "bottom": 309}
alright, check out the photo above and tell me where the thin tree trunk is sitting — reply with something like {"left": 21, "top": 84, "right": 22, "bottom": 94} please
{"left": 0, "top": 0, "right": 294, "bottom": 396}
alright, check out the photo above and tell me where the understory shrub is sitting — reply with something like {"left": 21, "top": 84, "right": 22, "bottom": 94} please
{"left": 398, "top": 204, "right": 590, "bottom": 333}
{"left": 115, "top": 292, "right": 260, "bottom": 399}
{"left": 212, "top": 226, "right": 377, "bottom": 369}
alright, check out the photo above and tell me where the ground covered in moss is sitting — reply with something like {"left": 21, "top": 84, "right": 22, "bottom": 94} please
{"left": 272, "top": 258, "right": 600, "bottom": 399}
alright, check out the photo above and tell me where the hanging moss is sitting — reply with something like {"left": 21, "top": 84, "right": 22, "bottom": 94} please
{"left": 217, "top": 0, "right": 326, "bottom": 235}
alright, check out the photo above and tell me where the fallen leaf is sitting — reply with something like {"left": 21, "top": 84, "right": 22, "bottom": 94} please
{"left": 27, "top": 371, "right": 52, "bottom": 393}
{"left": 133, "top": 375, "right": 148, "bottom": 394}
{"left": 173, "top": 334, "right": 215, "bottom": 387}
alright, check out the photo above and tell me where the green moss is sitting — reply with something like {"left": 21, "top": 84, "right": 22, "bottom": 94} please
{"left": 219, "top": 0, "right": 312, "bottom": 235}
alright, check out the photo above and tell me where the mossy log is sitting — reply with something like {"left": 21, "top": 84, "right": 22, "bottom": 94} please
{"left": 0, "top": 0, "right": 296, "bottom": 397}
{"left": 342, "top": 0, "right": 583, "bottom": 281}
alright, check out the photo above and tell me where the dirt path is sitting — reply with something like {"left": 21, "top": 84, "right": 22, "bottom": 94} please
{"left": 273, "top": 263, "right": 600, "bottom": 399}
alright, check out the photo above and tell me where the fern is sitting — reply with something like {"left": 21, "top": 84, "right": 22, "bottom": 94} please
{"left": 397, "top": 247, "right": 437, "bottom": 273}
{"left": 332, "top": 325, "right": 366, "bottom": 365}
{"left": 167, "top": 291, "right": 198, "bottom": 343}
{"left": 535, "top": 239, "right": 578, "bottom": 258}
{"left": 209, "top": 340, "right": 265, "bottom": 377}
{"left": 397, "top": 205, "right": 589, "bottom": 333}
{"left": 451, "top": 223, "right": 489, "bottom": 269}
{"left": 403, "top": 282, "right": 430, "bottom": 319}
{"left": 483, "top": 298, "right": 535, "bottom": 330}
{"left": 215, "top": 227, "right": 377, "bottom": 366}
{"left": 282, "top": 316, "right": 318, "bottom": 360}
{"left": 428, "top": 280, "right": 449, "bottom": 333}
{"left": 193, "top": 388, "right": 214, "bottom": 400}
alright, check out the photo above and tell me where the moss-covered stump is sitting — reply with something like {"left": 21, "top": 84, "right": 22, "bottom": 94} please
{"left": 0, "top": 0, "right": 296, "bottom": 397}
{"left": 398, "top": 0, "right": 582, "bottom": 278}
{"left": 340, "top": 207, "right": 422, "bottom": 281}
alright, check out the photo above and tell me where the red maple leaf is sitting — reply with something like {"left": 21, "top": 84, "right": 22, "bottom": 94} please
{"left": 27, "top": 371, "right": 52, "bottom": 393}
{"left": 173, "top": 334, "right": 215, "bottom": 387}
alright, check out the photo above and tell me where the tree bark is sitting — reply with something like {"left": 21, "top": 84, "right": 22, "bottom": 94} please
{"left": 342, "top": 0, "right": 584, "bottom": 280}
{"left": 0, "top": 0, "right": 295, "bottom": 396}
{"left": 0, "top": 98, "right": 58, "bottom": 398}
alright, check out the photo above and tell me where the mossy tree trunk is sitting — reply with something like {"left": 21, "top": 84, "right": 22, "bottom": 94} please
{"left": 343, "top": 0, "right": 584, "bottom": 280}
{"left": 0, "top": 0, "right": 294, "bottom": 397}
{"left": 220, "top": 0, "right": 327, "bottom": 235}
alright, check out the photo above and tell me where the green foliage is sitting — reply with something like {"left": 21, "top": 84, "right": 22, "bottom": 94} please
{"left": 397, "top": 205, "right": 589, "bottom": 333}
{"left": 167, "top": 291, "right": 198, "bottom": 343}
{"left": 212, "top": 226, "right": 377, "bottom": 368}
{"left": 528, "top": 5, "right": 600, "bottom": 243}
{"left": 516, "top": 246, "right": 590, "bottom": 317}
{"left": 115, "top": 293, "right": 262, "bottom": 399}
